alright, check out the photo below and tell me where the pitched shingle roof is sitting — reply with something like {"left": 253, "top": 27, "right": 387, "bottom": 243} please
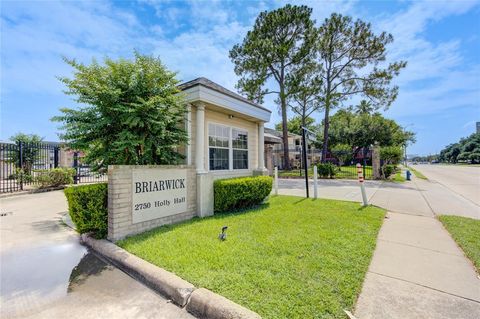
{"left": 178, "top": 77, "right": 271, "bottom": 113}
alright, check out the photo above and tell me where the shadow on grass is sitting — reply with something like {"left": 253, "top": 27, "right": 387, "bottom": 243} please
{"left": 119, "top": 202, "right": 271, "bottom": 244}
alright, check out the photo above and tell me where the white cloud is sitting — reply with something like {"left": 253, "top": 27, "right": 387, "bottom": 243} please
{"left": 375, "top": 1, "right": 480, "bottom": 116}
{"left": 1, "top": 1, "right": 149, "bottom": 95}
{"left": 2, "top": 0, "right": 478, "bottom": 127}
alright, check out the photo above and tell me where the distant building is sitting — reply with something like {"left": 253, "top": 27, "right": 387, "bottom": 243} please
{"left": 477, "top": 122, "right": 480, "bottom": 134}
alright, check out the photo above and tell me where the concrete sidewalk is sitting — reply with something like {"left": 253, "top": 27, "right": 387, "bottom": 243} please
{"left": 0, "top": 191, "right": 195, "bottom": 319}
{"left": 277, "top": 177, "right": 480, "bottom": 318}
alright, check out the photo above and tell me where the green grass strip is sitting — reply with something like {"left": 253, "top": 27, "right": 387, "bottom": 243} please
{"left": 407, "top": 166, "right": 428, "bottom": 180}
{"left": 439, "top": 215, "right": 480, "bottom": 272}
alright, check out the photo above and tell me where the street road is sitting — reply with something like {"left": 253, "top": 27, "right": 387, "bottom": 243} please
{"left": 413, "top": 164, "right": 480, "bottom": 207}
{"left": 0, "top": 190, "right": 194, "bottom": 319}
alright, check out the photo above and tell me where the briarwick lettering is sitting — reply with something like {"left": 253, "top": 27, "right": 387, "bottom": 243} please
{"left": 135, "top": 179, "right": 186, "bottom": 193}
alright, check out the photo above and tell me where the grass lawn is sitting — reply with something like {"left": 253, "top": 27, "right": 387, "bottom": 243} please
{"left": 119, "top": 196, "right": 386, "bottom": 318}
{"left": 439, "top": 215, "right": 480, "bottom": 272}
{"left": 407, "top": 166, "right": 428, "bottom": 180}
{"left": 392, "top": 170, "right": 406, "bottom": 183}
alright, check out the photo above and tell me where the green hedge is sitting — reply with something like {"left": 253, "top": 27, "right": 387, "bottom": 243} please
{"left": 214, "top": 176, "right": 273, "bottom": 212}
{"left": 64, "top": 183, "right": 108, "bottom": 238}
{"left": 383, "top": 164, "right": 397, "bottom": 178}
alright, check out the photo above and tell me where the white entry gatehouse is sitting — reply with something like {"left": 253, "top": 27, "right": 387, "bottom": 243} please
{"left": 108, "top": 78, "right": 272, "bottom": 241}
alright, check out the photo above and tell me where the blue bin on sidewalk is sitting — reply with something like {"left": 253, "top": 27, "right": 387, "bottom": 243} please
{"left": 406, "top": 170, "right": 411, "bottom": 181}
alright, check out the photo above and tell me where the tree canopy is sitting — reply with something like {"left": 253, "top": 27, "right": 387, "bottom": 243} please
{"left": 8, "top": 133, "right": 45, "bottom": 174}
{"left": 52, "top": 53, "right": 188, "bottom": 170}
{"left": 439, "top": 133, "right": 480, "bottom": 164}
{"left": 229, "top": 4, "right": 317, "bottom": 170}
{"left": 325, "top": 109, "right": 415, "bottom": 155}
{"left": 275, "top": 116, "right": 316, "bottom": 136}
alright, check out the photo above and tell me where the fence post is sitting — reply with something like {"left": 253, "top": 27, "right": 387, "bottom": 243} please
{"left": 274, "top": 166, "right": 278, "bottom": 196}
{"left": 18, "top": 141, "right": 23, "bottom": 190}
{"left": 357, "top": 163, "right": 368, "bottom": 206}
{"left": 313, "top": 165, "right": 318, "bottom": 199}
{"left": 54, "top": 147, "right": 59, "bottom": 168}
{"left": 73, "top": 152, "right": 79, "bottom": 184}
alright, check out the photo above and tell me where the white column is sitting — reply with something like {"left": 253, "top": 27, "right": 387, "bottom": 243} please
{"left": 195, "top": 102, "right": 206, "bottom": 173}
{"left": 257, "top": 122, "right": 265, "bottom": 170}
{"left": 186, "top": 104, "right": 192, "bottom": 166}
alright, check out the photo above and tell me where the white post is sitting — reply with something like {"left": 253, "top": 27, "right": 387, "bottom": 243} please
{"left": 258, "top": 122, "right": 265, "bottom": 170}
{"left": 186, "top": 104, "right": 192, "bottom": 165}
{"left": 313, "top": 165, "right": 318, "bottom": 199}
{"left": 274, "top": 166, "right": 278, "bottom": 195}
{"left": 195, "top": 102, "right": 206, "bottom": 173}
{"left": 356, "top": 163, "right": 368, "bottom": 206}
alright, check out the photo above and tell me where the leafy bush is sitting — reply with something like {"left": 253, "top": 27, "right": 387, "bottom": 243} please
{"left": 214, "top": 176, "right": 273, "bottom": 212}
{"left": 35, "top": 168, "right": 75, "bottom": 188}
{"left": 9, "top": 168, "right": 33, "bottom": 183}
{"left": 316, "top": 163, "right": 337, "bottom": 178}
{"left": 383, "top": 164, "right": 396, "bottom": 178}
{"left": 380, "top": 146, "right": 403, "bottom": 165}
{"left": 64, "top": 183, "right": 108, "bottom": 238}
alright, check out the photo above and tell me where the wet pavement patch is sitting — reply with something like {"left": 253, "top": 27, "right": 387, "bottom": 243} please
{"left": 68, "top": 252, "right": 108, "bottom": 292}
{"left": 0, "top": 238, "right": 110, "bottom": 318}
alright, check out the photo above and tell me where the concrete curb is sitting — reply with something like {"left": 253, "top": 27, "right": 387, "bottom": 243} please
{"left": 187, "top": 288, "right": 261, "bottom": 319}
{"left": 0, "top": 186, "right": 65, "bottom": 199}
{"left": 80, "top": 234, "right": 261, "bottom": 319}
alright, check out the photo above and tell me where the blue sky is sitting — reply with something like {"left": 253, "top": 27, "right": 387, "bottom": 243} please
{"left": 1, "top": 0, "right": 479, "bottom": 156}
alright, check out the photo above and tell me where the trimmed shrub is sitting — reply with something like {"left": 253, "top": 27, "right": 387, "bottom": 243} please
{"left": 383, "top": 164, "right": 396, "bottom": 178}
{"left": 214, "top": 176, "right": 273, "bottom": 212}
{"left": 36, "top": 168, "right": 75, "bottom": 188}
{"left": 316, "top": 163, "right": 337, "bottom": 178}
{"left": 64, "top": 183, "right": 108, "bottom": 238}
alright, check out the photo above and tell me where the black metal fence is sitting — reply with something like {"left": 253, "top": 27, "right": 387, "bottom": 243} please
{"left": 71, "top": 152, "right": 108, "bottom": 185}
{"left": 275, "top": 148, "right": 375, "bottom": 179}
{"left": 0, "top": 142, "right": 107, "bottom": 193}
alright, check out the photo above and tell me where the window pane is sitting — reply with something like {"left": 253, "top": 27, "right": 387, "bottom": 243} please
{"left": 233, "top": 150, "right": 248, "bottom": 169}
{"left": 209, "top": 148, "right": 229, "bottom": 170}
{"left": 232, "top": 129, "right": 248, "bottom": 150}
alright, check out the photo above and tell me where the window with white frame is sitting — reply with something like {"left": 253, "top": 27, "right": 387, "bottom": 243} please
{"left": 208, "top": 123, "right": 248, "bottom": 171}
{"left": 232, "top": 128, "right": 248, "bottom": 169}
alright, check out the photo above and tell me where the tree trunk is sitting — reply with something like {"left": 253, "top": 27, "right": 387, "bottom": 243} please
{"left": 280, "top": 90, "right": 291, "bottom": 170}
{"left": 321, "top": 103, "right": 330, "bottom": 163}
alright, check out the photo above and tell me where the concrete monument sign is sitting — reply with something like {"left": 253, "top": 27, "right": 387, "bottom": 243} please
{"left": 132, "top": 169, "right": 187, "bottom": 223}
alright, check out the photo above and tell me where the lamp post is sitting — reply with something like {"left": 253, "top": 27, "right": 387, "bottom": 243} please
{"left": 402, "top": 123, "right": 414, "bottom": 167}
{"left": 301, "top": 126, "right": 317, "bottom": 198}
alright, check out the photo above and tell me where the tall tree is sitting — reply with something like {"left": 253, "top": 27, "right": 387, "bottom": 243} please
{"left": 229, "top": 5, "right": 317, "bottom": 170}
{"left": 328, "top": 109, "right": 415, "bottom": 158}
{"left": 8, "top": 133, "right": 44, "bottom": 174}
{"left": 285, "top": 61, "right": 323, "bottom": 133}
{"left": 52, "top": 52, "right": 188, "bottom": 170}
{"left": 352, "top": 100, "right": 375, "bottom": 115}
{"left": 316, "top": 13, "right": 406, "bottom": 162}
{"left": 275, "top": 115, "right": 316, "bottom": 136}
